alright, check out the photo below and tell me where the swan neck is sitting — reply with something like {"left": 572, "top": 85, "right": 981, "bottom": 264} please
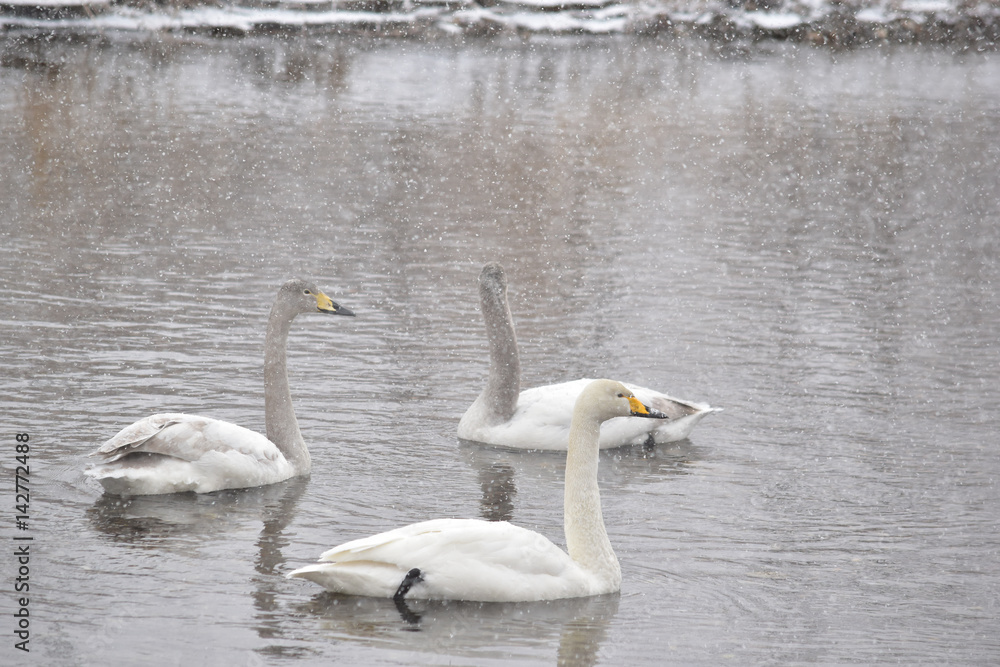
{"left": 264, "top": 302, "right": 309, "bottom": 473}
{"left": 480, "top": 279, "right": 520, "bottom": 422}
{"left": 563, "top": 413, "right": 619, "bottom": 581}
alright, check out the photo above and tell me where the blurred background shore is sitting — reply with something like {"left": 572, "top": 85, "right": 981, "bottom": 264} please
{"left": 2, "top": 0, "right": 998, "bottom": 48}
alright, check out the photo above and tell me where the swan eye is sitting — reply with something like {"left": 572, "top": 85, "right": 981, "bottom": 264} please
{"left": 303, "top": 289, "right": 312, "bottom": 295}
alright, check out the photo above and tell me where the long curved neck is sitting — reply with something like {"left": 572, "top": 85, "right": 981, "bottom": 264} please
{"left": 564, "top": 411, "right": 619, "bottom": 582}
{"left": 480, "top": 279, "right": 520, "bottom": 423}
{"left": 264, "top": 302, "right": 309, "bottom": 473}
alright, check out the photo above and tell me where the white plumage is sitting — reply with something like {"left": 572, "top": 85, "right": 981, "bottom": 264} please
{"left": 287, "top": 379, "right": 669, "bottom": 602}
{"left": 85, "top": 415, "right": 295, "bottom": 496}
{"left": 461, "top": 377, "right": 713, "bottom": 450}
{"left": 85, "top": 279, "right": 354, "bottom": 496}
{"left": 458, "top": 263, "right": 717, "bottom": 450}
{"left": 289, "top": 518, "right": 602, "bottom": 601}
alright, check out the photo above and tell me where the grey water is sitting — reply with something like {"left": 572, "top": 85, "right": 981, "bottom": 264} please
{"left": 1, "top": 33, "right": 999, "bottom": 665}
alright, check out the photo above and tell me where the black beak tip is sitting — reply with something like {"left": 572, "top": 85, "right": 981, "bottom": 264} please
{"left": 326, "top": 303, "right": 355, "bottom": 317}
{"left": 637, "top": 407, "right": 670, "bottom": 420}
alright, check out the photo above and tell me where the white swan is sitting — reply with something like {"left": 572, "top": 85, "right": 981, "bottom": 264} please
{"left": 458, "top": 262, "right": 717, "bottom": 450}
{"left": 287, "top": 379, "right": 666, "bottom": 602}
{"left": 85, "top": 279, "right": 354, "bottom": 496}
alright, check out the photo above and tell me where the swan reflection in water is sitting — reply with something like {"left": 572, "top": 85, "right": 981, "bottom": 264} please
{"left": 87, "top": 476, "right": 313, "bottom": 652}
{"left": 86, "top": 476, "right": 309, "bottom": 545}
{"left": 461, "top": 436, "right": 706, "bottom": 523}
{"left": 476, "top": 461, "right": 518, "bottom": 522}
{"left": 294, "top": 590, "right": 620, "bottom": 666}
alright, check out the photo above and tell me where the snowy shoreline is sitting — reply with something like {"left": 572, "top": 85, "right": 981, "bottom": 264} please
{"left": 1, "top": 0, "right": 998, "bottom": 46}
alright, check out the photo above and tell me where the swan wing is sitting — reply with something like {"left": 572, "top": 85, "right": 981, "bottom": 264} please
{"left": 623, "top": 383, "right": 720, "bottom": 444}
{"left": 85, "top": 414, "right": 291, "bottom": 495}
{"left": 90, "top": 413, "right": 281, "bottom": 464}
{"left": 288, "top": 518, "right": 592, "bottom": 601}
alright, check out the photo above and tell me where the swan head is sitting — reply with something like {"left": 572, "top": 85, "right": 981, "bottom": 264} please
{"left": 579, "top": 380, "right": 671, "bottom": 423}
{"left": 280, "top": 279, "right": 355, "bottom": 317}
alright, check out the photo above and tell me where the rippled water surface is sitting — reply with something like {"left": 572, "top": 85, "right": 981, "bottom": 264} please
{"left": 2, "top": 34, "right": 999, "bottom": 665}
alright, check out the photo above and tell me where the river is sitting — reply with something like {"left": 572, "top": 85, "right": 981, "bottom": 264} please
{"left": 1, "top": 33, "right": 998, "bottom": 665}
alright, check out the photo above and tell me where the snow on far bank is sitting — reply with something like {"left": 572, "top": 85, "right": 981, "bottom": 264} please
{"left": 898, "top": 0, "right": 954, "bottom": 12}
{"left": 2, "top": 0, "right": 107, "bottom": 6}
{"left": 1, "top": 0, "right": 998, "bottom": 45}
{"left": 745, "top": 11, "right": 803, "bottom": 30}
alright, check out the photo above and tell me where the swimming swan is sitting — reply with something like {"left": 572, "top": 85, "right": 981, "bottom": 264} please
{"left": 85, "top": 279, "right": 354, "bottom": 496}
{"left": 287, "top": 379, "right": 667, "bottom": 602}
{"left": 458, "top": 262, "right": 717, "bottom": 450}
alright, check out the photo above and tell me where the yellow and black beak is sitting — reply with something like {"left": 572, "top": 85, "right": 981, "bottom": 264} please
{"left": 315, "top": 291, "right": 355, "bottom": 317}
{"left": 627, "top": 396, "right": 669, "bottom": 420}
